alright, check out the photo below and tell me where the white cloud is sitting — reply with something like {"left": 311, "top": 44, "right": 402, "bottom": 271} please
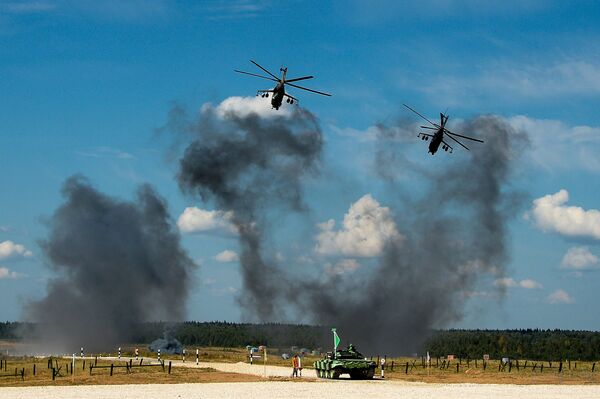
{"left": 0, "top": 240, "right": 32, "bottom": 261}
{"left": 561, "top": 247, "right": 599, "bottom": 270}
{"left": 324, "top": 259, "right": 361, "bottom": 276}
{"left": 203, "top": 96, "right": 292, "bottom": 119}
{"left": 417, "top": 60, "right": 600, "bottom": 108}
{"left": 547, "top": 289, "right": 575, "bottom": 304}
{"left": 0, "top": 267, "right": 19, "bottom": 279}
{"left": 529, "top": 190, "right": 600, "bottom": 240}
{"left": 315, "top": 194, "right": 402, "bottom": 257}
{"left": 519, "top": 279, "right": 543, "bottom": 289}
{"left": 508, "top": 116, "right": 600, "bottom": 174}
{"left": 202, "top": 277, "right": 216, "bottom": 286}
{"left": 493, "top": 277, "right": 542, "bottom": 289}
{"left": 1, "top": 1, "right": 56, "bottom": 14}
{"left": 214, "top": 250, "right": 239, "bottom": 263}
{"left": 177, "top": 207, "right": 238, "bottom": 235}
{"left": 211, "top": 286, "right": 238, "bottom": 296}
{"left": 76, "top": 146, "right": 135, "bottom": 160}
{"left": 493, "top": 277, "right": 517, "bottom": 288}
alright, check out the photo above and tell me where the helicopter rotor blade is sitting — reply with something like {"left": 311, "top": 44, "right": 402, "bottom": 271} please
{"left": 403, "top": 104, "right": 438, "bottom": 127}
{"left": 234, "top": 70, "right": 279, "bottom": 82}
{"left": 444, "top": 129, "right": 484, "bottom": 143}
{"left": 250, "top": 60, "right": 280, "bottom": 80}
{"left": 284, "top": 75, "right": 314, "bottom": 83}
{"left": 444, "top": 132, "right": 470, "bottom": 151}
{"left": 420, "top": 126, "right": 437, "bottom": 130}
{"left": 286, "top": 82, "right": 332, "bottom": 96}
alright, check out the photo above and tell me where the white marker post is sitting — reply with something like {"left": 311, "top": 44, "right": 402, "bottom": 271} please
{"left": 80, "top": 347, "right": 84, "bottom": 358}
{"left": 118, "top": 347, "right": 121, "bottom": 359}
{"left": 72, "top": 353, "right": 75, "bottom": 376}
{"left": 135, "top": 348, "right": 139, "bottom": 360}
{"left": 380, "top": 357, "right": 386, "bottom": 379}
{"left": 158, "top": 349, "right": 161, "bottom": 363}
{"left": 182, "top": 348, "right": 186, "bottom": 363}
{"left": 196, "top": 349, "right": 199, "bottom": 365}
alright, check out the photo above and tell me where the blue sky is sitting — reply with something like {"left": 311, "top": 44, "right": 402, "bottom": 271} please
{"left": 1, "top": 0, "right": 600, "bottom": 329}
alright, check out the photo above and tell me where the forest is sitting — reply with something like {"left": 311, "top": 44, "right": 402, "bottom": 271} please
{"left": 2, "top": 322, "right": 599, "bottom": 360}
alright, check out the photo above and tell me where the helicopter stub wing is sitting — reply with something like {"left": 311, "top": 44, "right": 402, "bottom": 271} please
{"left": 284, "top": 93, "right": 299, "bottom": 102}
{"left": 417, "top": 132, "right": 434, "bottom": 141}
{"left": 440, "top": 139, "right": 454, "bottom": 153}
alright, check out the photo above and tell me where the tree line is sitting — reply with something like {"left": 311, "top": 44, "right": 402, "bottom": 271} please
{"left": 2, "top": 322, "right": 599, "bottom": 360}
{"left": 423, "top": 329, "right": 600, "bottom": 361}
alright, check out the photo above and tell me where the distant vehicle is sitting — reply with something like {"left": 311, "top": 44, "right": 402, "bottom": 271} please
{"left": 403, "top": 104, "right": 484, "bottom": 155}
{"left": 235, "top": 60, "right": 331, "bottom": 110}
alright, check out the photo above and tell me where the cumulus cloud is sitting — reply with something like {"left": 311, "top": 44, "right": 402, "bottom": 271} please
{"left": 493, "top": 277, "right": 542, "bottom": 289}
{"left": 177, "top": 207, "right": 238, "bottom": 235}
{"left": 214, "top": 250, "right": 239, "bottom": 263}
{"left": 324, "top": 259, "right": 361, "bottom": 276}
{"left": 203, "top": 96, "right": 292, "bottom": 119}
{"left": 0, "top": 240, "right": 32, "bottom": 261}
{"left": 547, "top": 289, "right": 575, "bottom": 304}
{"left": 561, "top": 246, "right": 599, "bottom": 270}
{"left": 529, "top": 190, "right": 600, "bottom": 240}
{"left": 0, "top": 267, "right": 20, "bottom": 279}
{"left": 519, "top": 279, "right": 543, "bottom": 289}
{"left": 315, "top": 194, "right": 402, "bottom": 257}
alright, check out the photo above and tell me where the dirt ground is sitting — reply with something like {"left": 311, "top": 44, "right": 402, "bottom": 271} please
{"left": 2, "top": 380, "right": 600, "bottom": 399}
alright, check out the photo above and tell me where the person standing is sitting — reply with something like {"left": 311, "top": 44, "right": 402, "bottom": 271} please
{"left": 291, "top": 354, "right": 299, "bottom": 378}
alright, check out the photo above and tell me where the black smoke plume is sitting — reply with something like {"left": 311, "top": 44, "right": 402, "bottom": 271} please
{"left": 25, "top": 176, "right": 195, "bottom": 352}
{"left": 293, "top": 115, "right": 529, "bottom": 354}
{"left": 166, "top": 104, "right": 322, "bottom": 320}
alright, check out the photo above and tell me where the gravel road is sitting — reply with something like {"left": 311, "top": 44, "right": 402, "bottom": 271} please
{"left": 2, "top": 380, "right": 600, "bottom": 399}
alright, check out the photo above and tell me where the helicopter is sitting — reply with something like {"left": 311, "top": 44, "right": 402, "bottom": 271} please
{"left": 234, "top": 60, "right": 331, "bottom": 110}
{"left": 403, "top": 104, "right": 484, "bottom": 155}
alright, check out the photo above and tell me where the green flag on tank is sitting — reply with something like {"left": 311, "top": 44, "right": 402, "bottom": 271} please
{"left": 332, "top": 328, "right": 340, "bottom": 351}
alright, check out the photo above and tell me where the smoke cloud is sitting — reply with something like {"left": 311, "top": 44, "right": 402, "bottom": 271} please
{"left": 25, "top": 176, "right": 195, "bottom": 352}
{"left": 293, "top": 115, "right": 529, "bottom": 354}
{"left": 166, "top": 102, "right": 322, "bottom": 321}
{"left": 169, "top": 99, "right": 528, "bottom": 354}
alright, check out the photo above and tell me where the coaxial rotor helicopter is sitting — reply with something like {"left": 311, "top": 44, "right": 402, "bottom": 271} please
{"left": 403, "top": 104, "right": 484, "bottom": 155}
{"left": 235, "top": 60, "right": 331, "bottom": 110}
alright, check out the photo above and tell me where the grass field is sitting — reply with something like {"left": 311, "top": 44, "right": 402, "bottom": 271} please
{"left": 0, "top": 355, "right": 264, "bottom": 387}
{"left": 1, "top": 340, "right": 599, "bottom": 386}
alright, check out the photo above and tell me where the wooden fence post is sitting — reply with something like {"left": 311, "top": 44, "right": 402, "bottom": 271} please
{"left": 110, "top": 364, "right": 114, "bottom": 376}
{"left": 52, "top": 367, "right": 56, "bottom": 380}
{"left": 33, "top": 364, "right": 36, "bottom": 376}
{"left": 559, "top": 361, "right": 563, "bottom": 373}
{"left": 168, "top": 361, "right": 172, "bottom": 374}
{"left": 456, "top": 363, "right": 459, "bottom": 373}
{"left": 20, "top": 368, "right": 24, "bottom": 380}
{"left": 405, "top": 361, "right": 409, "bottom": 374}
{"left": 540, "top": 364, "right": 544, "bottom": 373}
{"left": 593, "top": 363, "right": 596, "bottom": 372}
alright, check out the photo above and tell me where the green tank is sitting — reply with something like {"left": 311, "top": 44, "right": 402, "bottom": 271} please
{"left": 314, "top": 344, "right": 376, "bottom": 379}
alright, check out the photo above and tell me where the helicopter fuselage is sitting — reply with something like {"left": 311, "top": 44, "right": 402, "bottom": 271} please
{"left": 429, "top": 128, "right": 444, "bottom": 154}
{"left": 271, "top": 81, "right": 285, "bottom": 110}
